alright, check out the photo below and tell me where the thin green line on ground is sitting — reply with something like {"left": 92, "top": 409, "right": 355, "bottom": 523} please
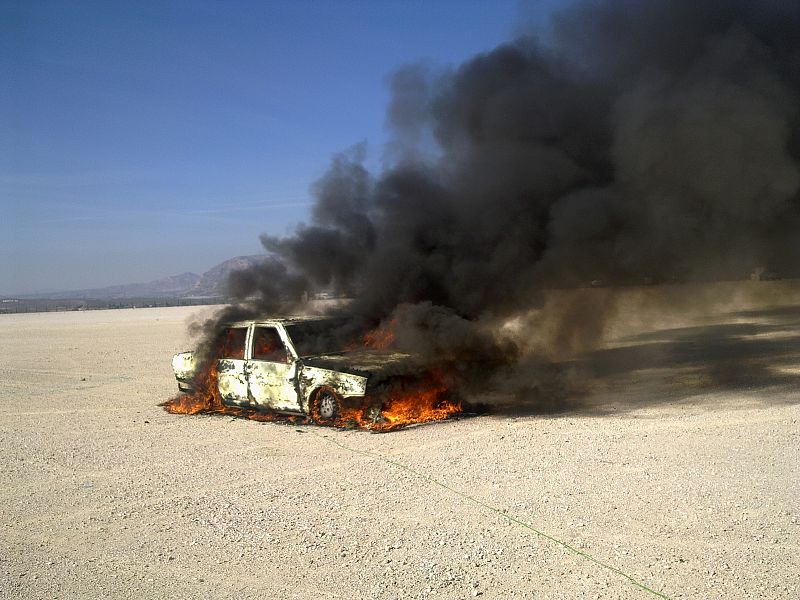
{"left": 309, "top": 429, "right": 672, "bottom": 600}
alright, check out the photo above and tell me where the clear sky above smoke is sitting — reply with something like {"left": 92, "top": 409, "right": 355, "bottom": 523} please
{"left": 1, "top": 0, "right": 563, "bottom": 294}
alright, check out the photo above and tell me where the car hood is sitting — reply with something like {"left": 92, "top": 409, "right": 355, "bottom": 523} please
{"left": 300, "top": 350, "right": 416, "bottom": 378}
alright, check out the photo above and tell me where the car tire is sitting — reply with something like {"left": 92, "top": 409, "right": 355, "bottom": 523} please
{"left": 312, "top": 387, "right": 341, "bottom": 424}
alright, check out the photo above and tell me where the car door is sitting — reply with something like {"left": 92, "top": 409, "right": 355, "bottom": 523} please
{"left": 215, "top": 326, "right": 250, "bottom": 406}
{"left": 246, "top": 325, "right": 301, "bottom": 412}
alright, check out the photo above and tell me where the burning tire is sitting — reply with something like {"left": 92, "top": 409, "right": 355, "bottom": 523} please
{"left": 311, "top": 387, "right": 341, "bottom": 424}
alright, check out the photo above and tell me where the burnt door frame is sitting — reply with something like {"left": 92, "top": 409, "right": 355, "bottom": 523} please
{"left": 245, "top": 324, "right": 302, "bottom": 413}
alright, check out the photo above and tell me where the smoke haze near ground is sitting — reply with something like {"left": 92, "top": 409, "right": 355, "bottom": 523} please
{"left": 198, "top": 0, "right": 800, "bottom": 406}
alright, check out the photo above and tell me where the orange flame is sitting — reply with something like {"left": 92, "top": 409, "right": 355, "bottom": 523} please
{"left": 366, "top": 370, "right": 461, "bottom": 432}
{"left": 343, "top": 319, "right": 397, "bottom": 352}
{"left": 162, "top": 359, "right": 222, "bottom": 414}
{"left": 361, "top": 319, "right": 396, "bottom": 350}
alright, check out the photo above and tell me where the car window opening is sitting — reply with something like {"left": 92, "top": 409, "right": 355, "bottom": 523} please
{"left": 285, "top": 320, "right": 349, "bottom": 356}
{"left": 252, "top": 326, "right": 288, "bottom": 363}
{"left": 217, "top": 327, "right": 247, "bottom": 360}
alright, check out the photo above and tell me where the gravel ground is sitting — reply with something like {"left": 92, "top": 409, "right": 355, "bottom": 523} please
{"left": 1, "top": 295, "right": 798, "bottom": 599}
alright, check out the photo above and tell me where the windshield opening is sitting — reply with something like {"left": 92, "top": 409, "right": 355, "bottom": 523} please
{"left": 285, "top": 320, "right": 350, "bottom": 356}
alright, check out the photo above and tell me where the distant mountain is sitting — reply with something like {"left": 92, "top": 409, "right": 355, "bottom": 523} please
{"left": 188, "top": 255, "right": 265, "bottom": 297}
{"left": 15, "top": 256, "right": 266, "bottom": 300}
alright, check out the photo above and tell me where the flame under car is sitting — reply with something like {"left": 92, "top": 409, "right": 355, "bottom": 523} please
{"left": 171, "top": 318, "right": 410, "bottom": 423}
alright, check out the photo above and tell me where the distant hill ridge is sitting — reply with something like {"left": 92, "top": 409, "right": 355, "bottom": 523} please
{"left": 15, "top": 256, "right": 265, "bottom": 299}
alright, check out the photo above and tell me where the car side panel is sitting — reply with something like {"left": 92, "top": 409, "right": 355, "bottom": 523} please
{"left": 247, "top": 360, "right": 301, "bottom": 412}
{"left": 297, "top": 365, "right": 368, "bottom": 413}
{"left": 217, "top": 358, "right": 249, "bottom": 406}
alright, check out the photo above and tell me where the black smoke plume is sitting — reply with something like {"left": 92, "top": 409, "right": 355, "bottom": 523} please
{"left": 199, "top": 0, "right": 800, "bottom": 407}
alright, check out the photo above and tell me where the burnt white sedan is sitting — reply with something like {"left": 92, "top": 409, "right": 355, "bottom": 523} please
{"left": 172, "top": 317, "right": 407, "bottom": 423}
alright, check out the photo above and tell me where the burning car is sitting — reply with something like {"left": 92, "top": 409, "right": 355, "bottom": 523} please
{"left": 171, "top": 317, "right": 416, "bottom": 425}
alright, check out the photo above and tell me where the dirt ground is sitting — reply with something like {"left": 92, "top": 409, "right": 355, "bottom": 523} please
{"left": 1, "top": 286, "right": 798, "bottom": 599}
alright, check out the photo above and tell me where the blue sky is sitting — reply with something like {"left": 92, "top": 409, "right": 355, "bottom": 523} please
{"left": 2, "top": 0, "right": 562, "bottom": 294}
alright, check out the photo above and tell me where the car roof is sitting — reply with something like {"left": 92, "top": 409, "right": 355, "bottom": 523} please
{"left": 227, "top": 315, "right": 335, "bottom": 328}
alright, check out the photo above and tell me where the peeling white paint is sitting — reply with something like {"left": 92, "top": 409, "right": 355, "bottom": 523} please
{"left": 172, "top": 318, "right": 374, "bottom": 420}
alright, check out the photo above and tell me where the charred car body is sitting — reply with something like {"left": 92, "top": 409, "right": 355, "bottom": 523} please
{"left": 171, "top": 317, "right": 409, "bottom": 423}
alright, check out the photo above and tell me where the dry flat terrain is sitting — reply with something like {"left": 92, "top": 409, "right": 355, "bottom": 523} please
{"left": 1, "top": 289, "right": 798, "bottom": 599}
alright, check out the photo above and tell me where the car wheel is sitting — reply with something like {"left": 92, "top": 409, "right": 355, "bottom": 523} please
{"left": 312, "top": 387, "right": 341, "bottom": 424}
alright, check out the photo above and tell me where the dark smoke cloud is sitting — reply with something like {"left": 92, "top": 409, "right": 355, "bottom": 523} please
{"left": 204, "top": 0, "right": 800, "bottom": 406}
